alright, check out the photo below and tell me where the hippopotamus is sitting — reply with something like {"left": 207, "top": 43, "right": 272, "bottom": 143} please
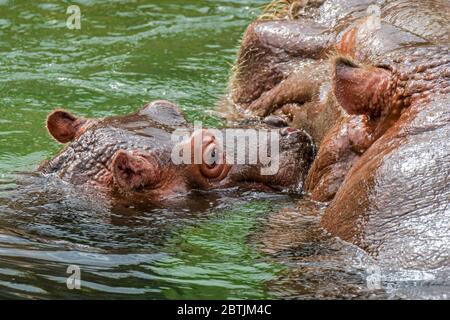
{"left": 228, "top": 0, "right": 449, "bottom": 269}
{"left": 40, "top": 100, "right": 314, "bottom": 200}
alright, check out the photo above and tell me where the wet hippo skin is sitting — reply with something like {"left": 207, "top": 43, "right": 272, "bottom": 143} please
{"left": 229, "top": 0, "right": 449, "bottom": 269}
{"left": 40, "top": 100, "right": 315, "bottom": 201}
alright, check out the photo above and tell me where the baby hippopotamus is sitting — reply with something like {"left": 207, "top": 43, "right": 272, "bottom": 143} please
{"left": 40, "top": 100, "right": 314, "bottom": 199}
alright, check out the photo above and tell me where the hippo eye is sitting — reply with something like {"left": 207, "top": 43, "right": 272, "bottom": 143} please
{"left": 200, "top": 139, "right": 229, "bottom": 180}
{"left": 203, "top": 144, "right": 219, "bottom": 167}
{"left": 187, "top": 129, "right": 231, "bottom": 182}
{"left": 206, "top": 147, "right": 218, "bottom": 167}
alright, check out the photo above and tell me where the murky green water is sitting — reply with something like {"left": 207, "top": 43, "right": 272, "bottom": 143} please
{"left": 0, "top": 0, "right": 446, "bottom": 300}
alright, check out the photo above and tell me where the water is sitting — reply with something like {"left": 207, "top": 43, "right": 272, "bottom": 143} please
{"left": 0, "top": 0, "right": 446, "bottom": 300}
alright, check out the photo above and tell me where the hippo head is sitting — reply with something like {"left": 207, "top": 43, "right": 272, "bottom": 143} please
{"left": 42, "top": 101, "right": 314, "bottom": 200}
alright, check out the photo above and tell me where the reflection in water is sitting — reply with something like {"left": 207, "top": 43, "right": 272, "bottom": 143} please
{"left": 256, "top": 200, "right": 450, "bottom": 300}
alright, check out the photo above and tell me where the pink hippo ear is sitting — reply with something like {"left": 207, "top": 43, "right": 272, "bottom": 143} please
{"left": 46, "top": 109, "right": 86, "bottom": 143}
{"left": 333, "top": 57, "right": 392, "bottom": 117}
{"left": 112, "top": 150, "right": 158, "bottom": 191}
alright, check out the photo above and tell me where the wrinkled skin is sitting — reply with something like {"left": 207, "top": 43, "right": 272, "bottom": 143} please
{"left": 229, "top": 0, "right": 449, "bottom": 269}
{"left": 40, "top": 100, "right": 314, "bottom": 201}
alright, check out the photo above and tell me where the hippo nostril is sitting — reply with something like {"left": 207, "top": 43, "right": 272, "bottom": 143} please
{"left": 263, "top": 115, "right": 288, "bottom": 128}
{"left": 280, "top": 127, "right": 299, "bottom": 136}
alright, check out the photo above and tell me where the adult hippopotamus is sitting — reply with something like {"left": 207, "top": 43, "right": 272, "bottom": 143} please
{"left": 40, "top": 100, "right": 314, "bottom": 200}
{"left": 228, "top": 0, "right": 449, "bottom": 269}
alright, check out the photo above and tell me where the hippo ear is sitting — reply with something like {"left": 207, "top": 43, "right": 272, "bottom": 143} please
{"left": 46, "top": 110, "right": 85, "bottom": 143}
{"left": 333, "top": 57, "right": 391, "bottom": 117}
{"left": 112, "top": 150, "right": 157, "bottom": 191}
